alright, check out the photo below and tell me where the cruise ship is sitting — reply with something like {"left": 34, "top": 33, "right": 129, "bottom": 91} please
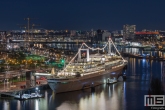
{"left": 47, "top": 38, "right": 127, "bottom": 93}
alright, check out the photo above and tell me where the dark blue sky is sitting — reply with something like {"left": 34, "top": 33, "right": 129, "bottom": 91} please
{"left": 1, "top": 0, "right": 165, "bottom": 31}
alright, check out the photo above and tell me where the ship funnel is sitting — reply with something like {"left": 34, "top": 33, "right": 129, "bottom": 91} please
{"left": 78, "top": 49, "right": 89, "bottom": 62}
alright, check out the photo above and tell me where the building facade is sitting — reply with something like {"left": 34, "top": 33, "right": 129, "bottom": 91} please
{"left": 123, "top": 24, "right": 136, "bottom": 40}
{"left": 135, "top": 31, "right": 160, "bottom": 42}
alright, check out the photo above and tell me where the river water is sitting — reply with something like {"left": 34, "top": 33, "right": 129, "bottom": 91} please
{"left": 0, "top": 57, "right": 165, "bottom": 110}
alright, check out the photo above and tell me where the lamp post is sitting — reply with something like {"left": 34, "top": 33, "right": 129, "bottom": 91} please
{"left": 4, "top": 63, "right": 9, "bottom": 91}
{"left": 63, "top": 58, "right": 65, "bottom": 69}
{"left": 25, "top": 61, "right": 27, "bottom": 69}
{"left": 4, "top": 79, "right": 6, "bottom": 91}
{"left": 7, "top": 66, "right": 11, "bottom": 90}
{"left": 4, "top": 63, "right": 10, "bottom": 91}
{"left": 34, "top": 62, "right": 37, "bottom": 70}
{"left": 61, "top": 57, "right": 65, "bottom": 69}
{"left": 5, "top": 62, "right": 9, "bottom": 71}
{"left": 20, "top": 65, "right": 24, "bottom": 81}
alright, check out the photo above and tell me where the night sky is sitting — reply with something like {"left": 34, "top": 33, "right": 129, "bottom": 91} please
{"left": 1, "top": 0, "right": 165, "bottom": 31}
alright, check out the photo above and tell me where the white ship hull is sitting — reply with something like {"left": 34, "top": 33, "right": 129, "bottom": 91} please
{"left": 47, "top": 64, "right": 126, "bottom": 93}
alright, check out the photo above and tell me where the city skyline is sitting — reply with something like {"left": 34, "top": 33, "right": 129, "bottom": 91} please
{"left": 1, "top": 0, "right": 165, "bottom": 31}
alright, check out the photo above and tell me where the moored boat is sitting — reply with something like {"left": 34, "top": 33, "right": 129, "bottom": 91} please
{"left": 47, "top": 38, "right": 127, "bottom": 93}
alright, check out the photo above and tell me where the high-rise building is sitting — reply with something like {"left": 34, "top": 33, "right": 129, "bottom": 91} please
{"left": 111, "top": 30, "right": 123, "bottom": 37}
{"left": 70, "top": 30, "right": 76, "bottom": 36}
{"left": 102, "top": 31, "right": 111, "bottom": 41}
{"left": 123, "top": 24, "right": 136, "bottom": 40}
{"left": 91, "top": 29, "right": 103, "bottom": 43}
{"left": 0, "top": 31, "right": 6, "bottom": 40}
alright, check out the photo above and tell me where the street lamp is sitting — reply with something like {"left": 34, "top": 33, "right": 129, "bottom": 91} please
{"left": 4, "top": 79, "right": 6, "bottom": 91}
{"left": 20, "top": 65, "right": 24, "bottom": 81}
{"left": 5, "top": 62, "right": 9, "bottom": 72}
{"left": 4, "top": 62, "right": 10, "bottom": 91}
{"left": 34, "top": 62, "right": 37, "bottom": 69}
{"left": 25, "top": 61, "right": 27, "bottom": 68}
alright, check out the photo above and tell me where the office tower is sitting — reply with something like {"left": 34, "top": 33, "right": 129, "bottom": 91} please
{"left": 123, "top": 24, "right": 136, "bottom": 40}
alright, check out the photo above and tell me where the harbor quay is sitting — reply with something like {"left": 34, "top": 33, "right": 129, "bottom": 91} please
{"left": 0, "top": 67, "right": 50, "bottom": 100}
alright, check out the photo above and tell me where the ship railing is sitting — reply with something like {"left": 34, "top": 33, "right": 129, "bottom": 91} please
{"left": 82, "top": 69, "right": 105, "bottom": 76}
{"left": 66, "top": 65, "right": 105, "bottom": 72}
{"left": 105, "top": 61, "right": 124, "bottom": 70}
{"left": 111, "top": 63, "right": 124, "bottom": 69}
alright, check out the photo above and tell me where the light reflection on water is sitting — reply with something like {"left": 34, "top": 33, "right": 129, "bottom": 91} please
{"left": 3, "top": 100, "right": 10, "bottom": 110}
{"left": 0, "top": 58, "right": 164, "bottom": 110}
{"left": 55, "top": 83, "right": 123, "bottom": 110}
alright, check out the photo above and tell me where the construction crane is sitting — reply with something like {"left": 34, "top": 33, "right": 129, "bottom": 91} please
{"left": 31, "top": 24, "right": 41, "bottom": 38}
{"left": 32, "top": 24, "right": 41, "bottom": 32}
{"left": 16, "top": 24, "right": 27, "bottom": 36}
{"left": 17, "top": 24, "right": 27, "bottom": 29}
{"left": 24, "top": 17, "right": 37, "bottom": 38}
{"left": 32, "top": 24, "right": 41, "bottom": 29}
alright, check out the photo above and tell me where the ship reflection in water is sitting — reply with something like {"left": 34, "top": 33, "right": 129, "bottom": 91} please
{"left": 0, "top": 57, "right": 165, "bottom": 110}
{"left": 50, "top": 83, "right": 124, "bottom": 110}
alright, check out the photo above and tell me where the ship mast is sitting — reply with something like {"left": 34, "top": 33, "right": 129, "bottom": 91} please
{"left": 108, "top": 38, "right": 111, "bottom": 55}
